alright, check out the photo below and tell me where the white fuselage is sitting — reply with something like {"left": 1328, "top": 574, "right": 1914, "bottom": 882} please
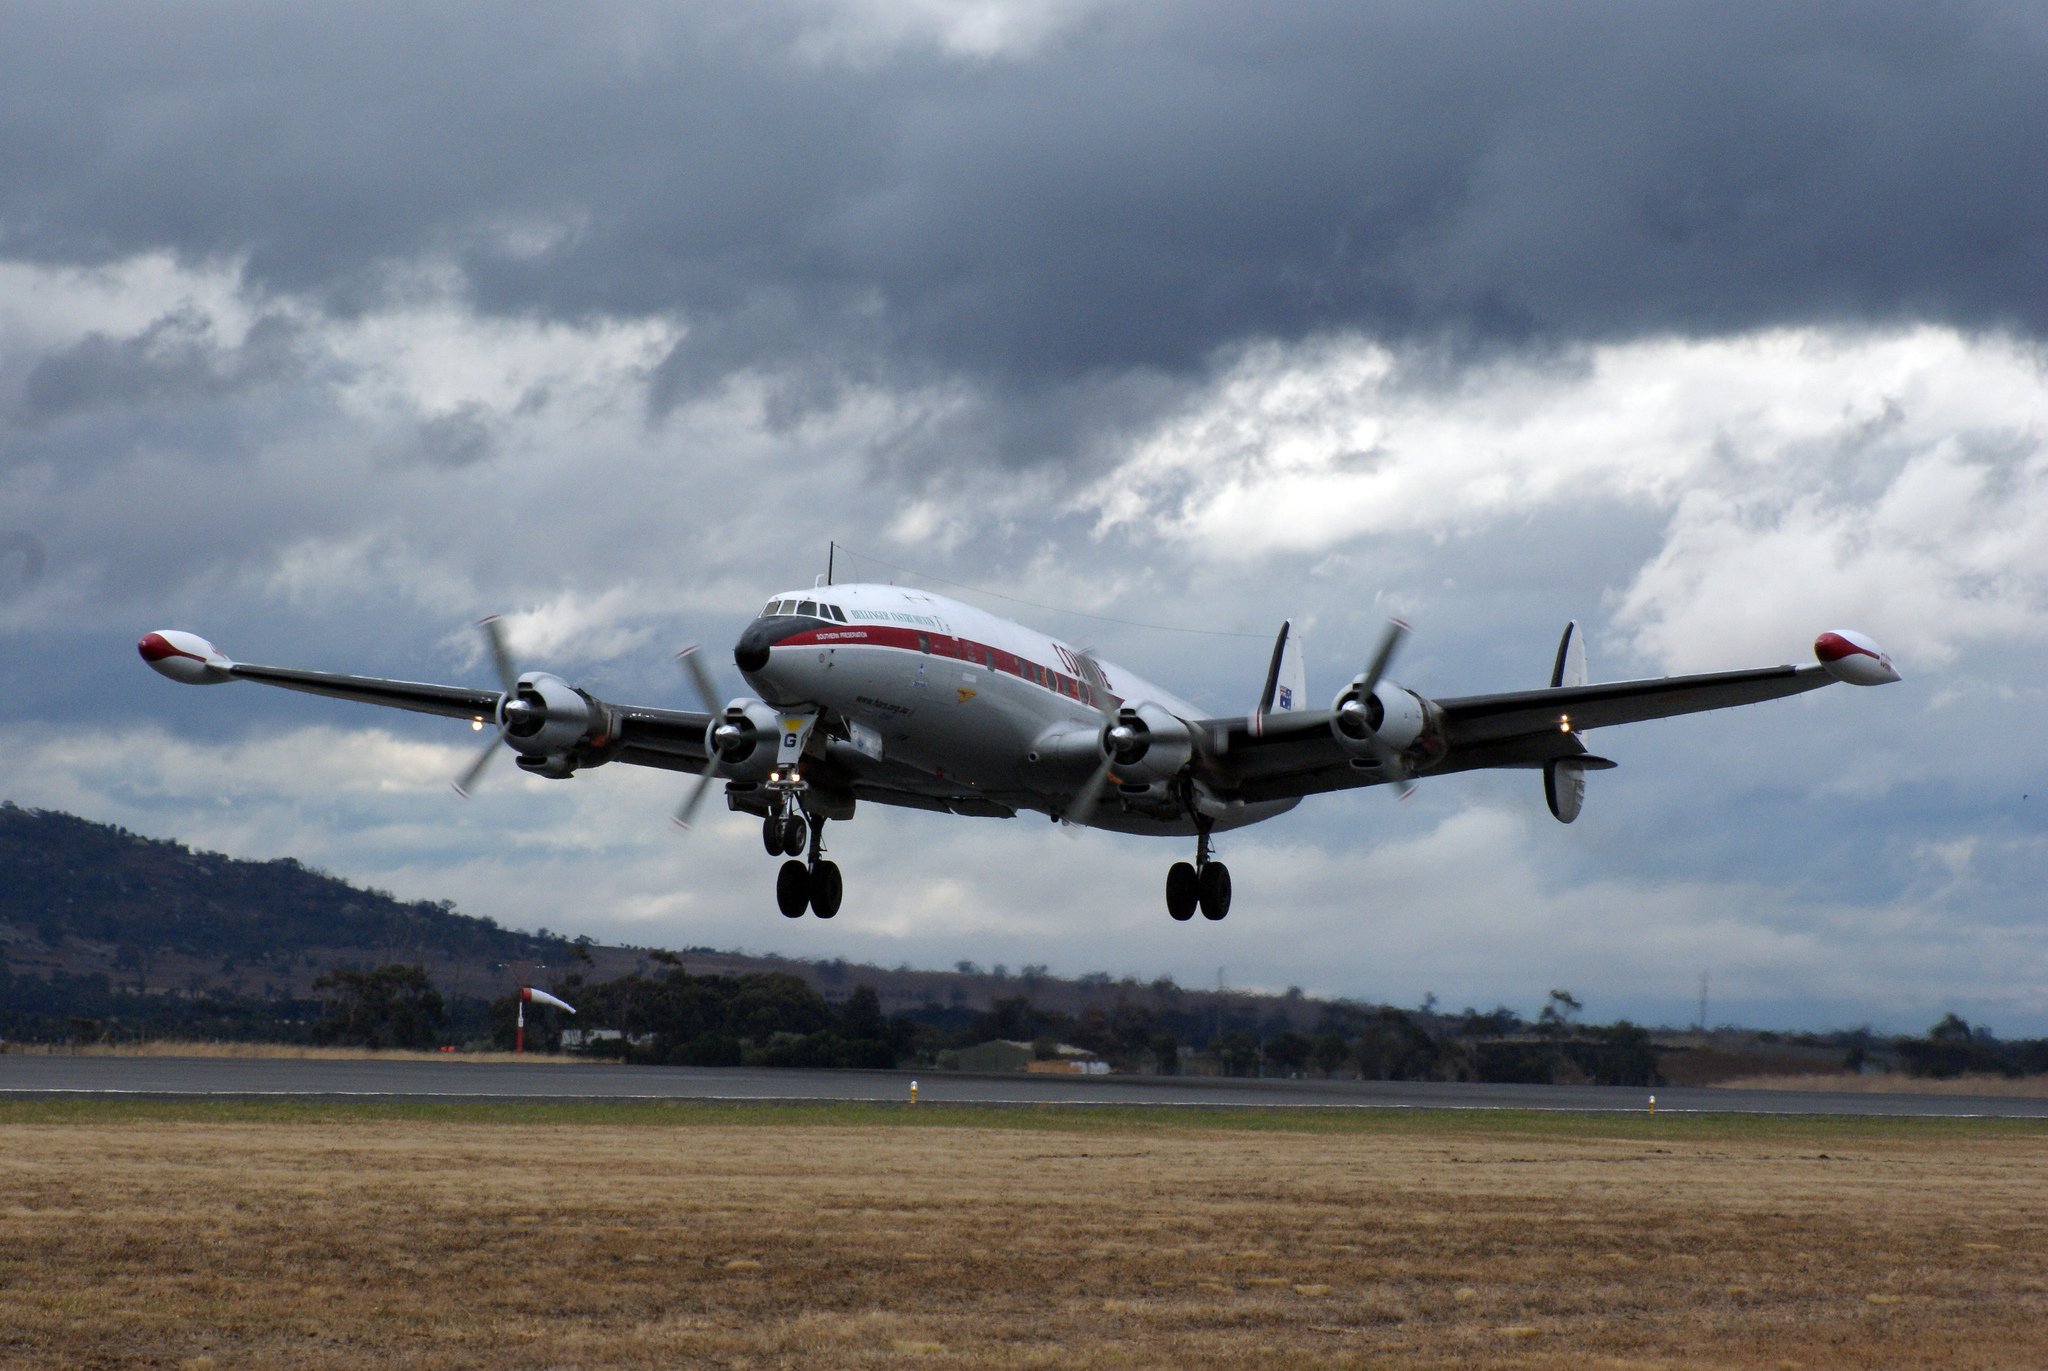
{"left": 734, "top": 583, "right": 1292, "bottom": 834}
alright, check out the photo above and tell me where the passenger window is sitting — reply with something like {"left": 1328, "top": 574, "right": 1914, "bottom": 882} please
{"left": 917, "top": 634, "right": 931, "bottom": 654}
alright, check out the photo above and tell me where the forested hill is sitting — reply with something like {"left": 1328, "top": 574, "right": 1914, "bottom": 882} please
{"left": 0, "top": 802, "right": 580, "bottom": 1000}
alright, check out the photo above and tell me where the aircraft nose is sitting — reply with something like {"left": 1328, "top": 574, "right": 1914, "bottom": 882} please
{"left": 734, "top": 617, "right": 798, "bottom": 674}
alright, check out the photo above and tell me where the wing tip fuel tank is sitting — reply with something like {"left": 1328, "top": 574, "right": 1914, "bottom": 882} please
{"left": 138, "top": 631, "right": 236, "bottom": 685}
{"left": 1814, "top": 630, "right": 1900, "bottom": 686}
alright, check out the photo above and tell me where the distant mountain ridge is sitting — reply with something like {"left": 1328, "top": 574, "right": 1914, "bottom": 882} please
{"left": 0, "top": 802, "right": 584, "bottom": 1002}
{"left": 0, "top": 803, "right": 1327, "bottom": 1032}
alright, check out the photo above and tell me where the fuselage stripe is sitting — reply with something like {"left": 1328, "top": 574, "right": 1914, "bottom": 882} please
{"left": 771, "top": 624, "right": 1112, "bottom": 706}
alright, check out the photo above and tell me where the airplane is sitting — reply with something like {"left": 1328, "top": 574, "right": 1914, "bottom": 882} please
{"left": 139, "top": 583, "right": 1899, "bottom": 922}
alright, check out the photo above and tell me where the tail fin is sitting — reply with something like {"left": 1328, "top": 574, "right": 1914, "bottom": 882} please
{"left": 1550, "top": 620, "right": 1587, "bottom": 688}
{"left": 1256, "top": 620, "right": 1308, "bottom": 717}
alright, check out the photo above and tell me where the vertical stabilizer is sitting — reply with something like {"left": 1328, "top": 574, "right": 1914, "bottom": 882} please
{"left": 1551, "top": 620, "right": 1587, "bottom": 688}
{"left": 1546, "top": 620, "right": 1589, "bottom": 822}
{"left": 1256, "top": 620, "right": 1309, "bottom": 717}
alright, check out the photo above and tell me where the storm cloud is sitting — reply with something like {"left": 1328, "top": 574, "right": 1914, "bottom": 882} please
{"left": 4, "top": 2, "right": 2045, "bottom": 403}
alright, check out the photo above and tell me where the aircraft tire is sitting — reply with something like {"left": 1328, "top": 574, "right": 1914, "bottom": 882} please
{"left": 776, "top": 860, "right": 811, "bottom": 918}
{"left": 780, "top": 814, "right": 808, "bottom": 857}
{"left": 811, "top": 860, "right": 843, "bottom": 919}
{"left": 1198, "top": 862, "right": 1232, "bottom": 921}
{"left": 762, "top": 817, "right": 783, "bottom": 856}
{"left": 1165, "top": 862, "right": 1199, "bottom": 921}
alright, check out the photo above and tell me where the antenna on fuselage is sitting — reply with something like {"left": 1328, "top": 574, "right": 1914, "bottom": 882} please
{"left": 827, "top": 540, "right": 835, "bottom": 586}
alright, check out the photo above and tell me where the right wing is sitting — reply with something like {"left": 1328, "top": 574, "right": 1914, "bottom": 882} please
{"left": 140, "top": 631, "right": 714, "bottom": 771}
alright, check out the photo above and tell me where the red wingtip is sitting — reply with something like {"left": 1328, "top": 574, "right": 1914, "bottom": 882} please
{"left": 137, "top": 632, "right": 188, "bottom": 664}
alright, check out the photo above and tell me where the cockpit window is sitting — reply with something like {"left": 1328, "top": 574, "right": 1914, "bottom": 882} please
{"left": 762, "top": 600, "right": 781, "bottom": 616}
{"left": 776, "top": 599, "right": 796, "bottom": 615}
{"left": 798, "top": 600, "right": 819, "bottom": 618}
{"left": 827, "top": 604, "right": 848, "bottom": 623}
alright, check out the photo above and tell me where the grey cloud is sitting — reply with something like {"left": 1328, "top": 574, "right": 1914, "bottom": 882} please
{"left": 3, "top": 2, "right": 2045, "bottom": 419}
{"left": 18, "top": 310, "right": 306, "bottom": 427}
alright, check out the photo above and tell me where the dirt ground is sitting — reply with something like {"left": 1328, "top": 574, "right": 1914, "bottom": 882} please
{"left": 0, "top": 1103, "right": 2042, "bottom": 1369}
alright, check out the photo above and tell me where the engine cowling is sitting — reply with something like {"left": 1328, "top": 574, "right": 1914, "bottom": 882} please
{"left": 1330, "top": 677, "right": 1426, "bottom": 757}
{"left": 1099, "top": 702, "right": 1193, "bottom": 783}
{"left": 704, "top": 697, "right": 784, "bottom": 782}
{"left": 500, "top": 672, "right": 610, "bottom": 756}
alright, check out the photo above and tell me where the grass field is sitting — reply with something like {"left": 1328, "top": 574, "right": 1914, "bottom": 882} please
{"left": 0, "top": 1101, "right": 2042, "bottom": 1369}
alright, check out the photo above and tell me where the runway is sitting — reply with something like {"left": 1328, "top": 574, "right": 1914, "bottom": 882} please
{"left": 3, "top": 1054, "right": 2046, "bottom": 1117}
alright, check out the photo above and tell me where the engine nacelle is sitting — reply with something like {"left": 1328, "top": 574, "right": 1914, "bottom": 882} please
{"left": 704, "top": 697, "right": 784, "bottom": 782}
{"left": 499, "top": 672, "right": 610, "bottom": 757}
{"left": 1330, "top": 678, "right": 1426, "bottom": 757}
{"left": 1100, "top": 702, "right": 1193, "bottom": 783}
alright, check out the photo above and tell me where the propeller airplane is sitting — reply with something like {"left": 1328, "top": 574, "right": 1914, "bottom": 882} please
{"left": 140, "top": 583, "right": 1899, "bottom": 922}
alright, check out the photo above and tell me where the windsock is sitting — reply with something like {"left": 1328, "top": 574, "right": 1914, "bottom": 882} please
{"left": 520, "top": 986, "right": 576, "bottom": 1014}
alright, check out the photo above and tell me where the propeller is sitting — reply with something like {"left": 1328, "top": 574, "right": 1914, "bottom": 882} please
{"left": 451, "top": 615, "right": 521, "bottom": 798}
{"left": 1062, "top": 650, "right": 1123, "bottom": 832}
{"left": 1339, "top": 617, "right": 1416, "bottom": 799}
{"left": 671, "top": 643, "right": 727, "bottom": 830}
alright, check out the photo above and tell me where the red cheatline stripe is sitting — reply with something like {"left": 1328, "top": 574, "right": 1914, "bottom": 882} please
{"left": 769, "top": 623, "right": 1112, "bottom": 703}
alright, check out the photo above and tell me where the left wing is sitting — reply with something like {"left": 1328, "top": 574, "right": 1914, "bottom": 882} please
{"left": 1194, "top": 633, "right": 1893, "bottom": 806}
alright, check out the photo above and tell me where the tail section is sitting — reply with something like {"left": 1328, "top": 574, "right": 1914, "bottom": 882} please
{"left": 1550, "top": 619, "right": 1587, "bottom": 688}
{"left": 1544, "top": 621, "right": 1613, "bottom": 823}
{"left": 1255, "top": 620, "right": 1308, "bottom": 718}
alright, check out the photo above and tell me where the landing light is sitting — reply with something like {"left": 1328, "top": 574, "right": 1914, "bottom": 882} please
{"left": 471, "top": 718, "right": 484, "bottom": 732}
{"left": 1559, "top": 715, "right": 1572, "bottom": 734}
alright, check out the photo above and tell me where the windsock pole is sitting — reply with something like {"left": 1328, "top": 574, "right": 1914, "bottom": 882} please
{"left": 516, "top": 986, "right": 576, "bottom": 1056}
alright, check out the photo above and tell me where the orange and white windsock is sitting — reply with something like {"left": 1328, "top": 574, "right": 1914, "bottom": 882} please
{"left": 520, "top": 986, "right": 576, "bottom": 1014}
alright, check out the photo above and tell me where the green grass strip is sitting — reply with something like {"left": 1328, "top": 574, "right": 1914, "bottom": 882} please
{"left": 1, "top": 1095, "right": 2043, "bottom": 1141}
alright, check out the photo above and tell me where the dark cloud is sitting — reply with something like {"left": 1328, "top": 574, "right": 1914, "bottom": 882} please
{"left": 2, "top": 1, "right": 2043, "bottom": 411}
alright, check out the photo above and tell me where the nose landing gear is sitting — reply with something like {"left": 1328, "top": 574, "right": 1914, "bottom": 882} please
{"left": 774, "top": 811, "right": 843, "bottom": 919}
{"left": 1166, "top": 820, "right": 1231, "bottom": 922}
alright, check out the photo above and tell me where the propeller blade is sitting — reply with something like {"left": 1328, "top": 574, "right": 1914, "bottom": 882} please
{"left": 451, "top": 736, "right": 500, "bottom": 798}
{"left": 478, "top": 615, "right": 519, "bottom": 696}
{"left": 1356, "top": 617, "right": 1414, "bottom": 800}
{"left": 673, "top": 757, "right": 723, "bottom": 830}
{"left": 1358, "top": 617, "right": 1409, "bottom": 700}
{"left": 1062, "top": 755, "right": 1117, "bottom": 833}
{"left": 676, "top": 643, "right": 721, "bottom": 714}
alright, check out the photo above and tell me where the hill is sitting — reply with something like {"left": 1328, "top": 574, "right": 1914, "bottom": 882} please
{"left": 0, "top": 803, "right": 1342, "bottom": 1046}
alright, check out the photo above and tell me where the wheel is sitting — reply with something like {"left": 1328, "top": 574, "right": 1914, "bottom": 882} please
{"left": 775, "top": 859, "right": 811, "bottom": 918}
{"left": 1198, "top": 861, "right": 1232, "bottom": 921}
{"left": 810, "top": 860, "right": 843, "bottom": 919}
{"left": 762, "top": 816, "right": 784, "bottom": 856}
{"left": 780, "top": 813, "right": 808, "bottom": 857}
{"left": 1165, "top": 862, "right": 1198, "bottom": 921}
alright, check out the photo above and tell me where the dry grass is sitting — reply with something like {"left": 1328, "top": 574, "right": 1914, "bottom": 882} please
{"left": 1716, "top": 1071, "right": 2048, "bottom": 1098}
{"left": 11, "top": 1041, "right": 580, "bottom": 1064}
{"left": 0, "top": 1103, "right": 2043, "bottom": 1368}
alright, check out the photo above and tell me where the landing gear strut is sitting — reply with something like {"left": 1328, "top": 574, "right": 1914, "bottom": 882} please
{"left": 1166, "top": 819, "right": 1231, "bottom": 922}
{"left": 773, "top": 811, "right": 843, "bottom": 919}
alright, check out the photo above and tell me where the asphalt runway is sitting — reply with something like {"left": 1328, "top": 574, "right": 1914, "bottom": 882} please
{"left": 3, "top": 1054, "right": 2045, "bottom": 1117}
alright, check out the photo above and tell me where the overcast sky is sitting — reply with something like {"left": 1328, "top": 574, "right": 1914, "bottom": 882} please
{"left": 4, "top": 1, "right": 2045, "bottom": 1033}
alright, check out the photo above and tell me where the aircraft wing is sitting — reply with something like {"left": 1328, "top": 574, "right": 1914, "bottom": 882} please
{"left": 140, "top": 634, "right": 715, "bottom": 769}
{"left": 1196, "top": 662, "right": 1837, "bottom": 803}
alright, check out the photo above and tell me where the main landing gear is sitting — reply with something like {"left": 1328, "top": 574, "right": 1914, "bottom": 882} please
{"left": 773, "top": 809, "right": 842, "bottom": 920}
{"left": 1165, "top": 820, "right": 1231, "bottom": 922}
